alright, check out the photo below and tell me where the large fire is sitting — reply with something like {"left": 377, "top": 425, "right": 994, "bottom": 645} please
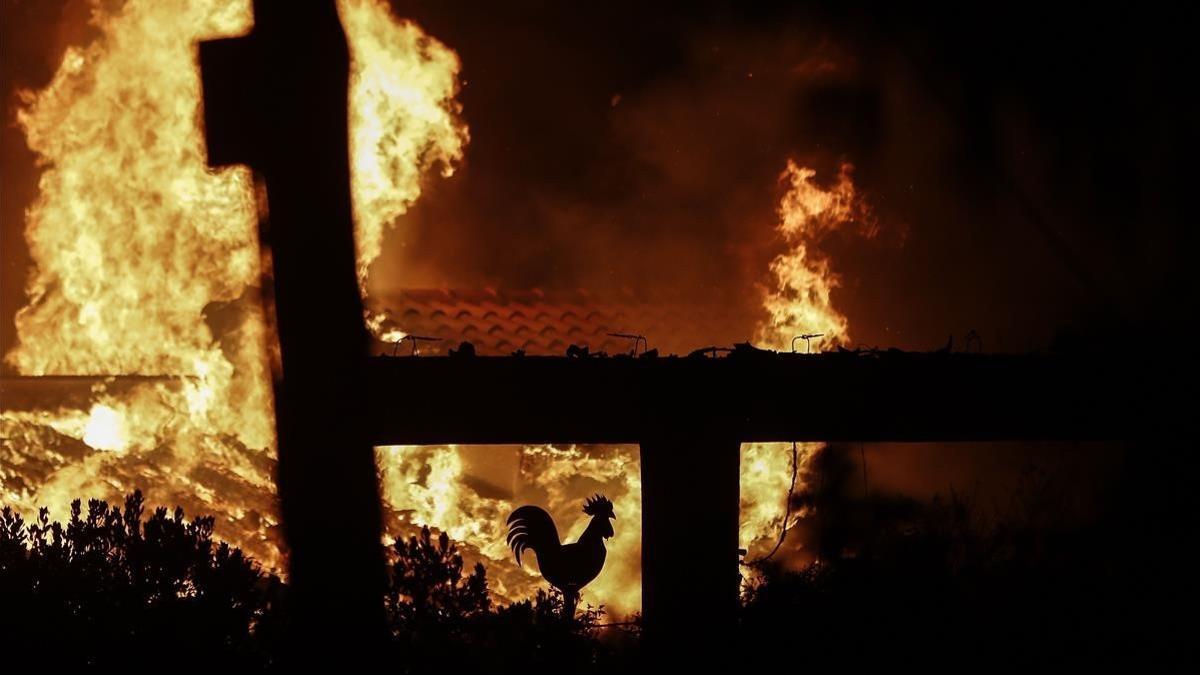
{"left": 1, "top": 0, "right": 871, "bottom": 619}
{"left": 2, "top": 0, "right": 464, "bottom": 574}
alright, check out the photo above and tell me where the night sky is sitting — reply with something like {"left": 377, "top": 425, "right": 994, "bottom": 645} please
{"left": 2, "top": 1, "right": 1194, "bottom": 369}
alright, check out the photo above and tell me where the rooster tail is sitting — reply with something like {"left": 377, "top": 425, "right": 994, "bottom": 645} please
{"left": 506, "top": 505, "right": 560, "bottom": 566}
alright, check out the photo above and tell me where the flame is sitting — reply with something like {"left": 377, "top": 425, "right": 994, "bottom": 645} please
{"left": 738, "top": 159, "right": 874, "bottom": 567}
{"left": 376, "top": 445, "right": 642, "bottom": 616}
{"left": 341, "top": 0, "right": 467, "bottom": 289}
{"left": 755, "top": 160, "right": 872, "bottom": 353}
{"left": 1, "top": 0, "right": 872, "bottom": 621}
{"left": 2, "top": 0, "right": 465, "bottom": 572}
{"left": 370, "top": 160, "right": 875, "bottom": 615}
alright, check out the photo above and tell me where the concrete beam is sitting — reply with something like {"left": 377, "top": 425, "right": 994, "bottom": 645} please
{"left": 361, "top": 352, "right": 1175, "bottom": 446}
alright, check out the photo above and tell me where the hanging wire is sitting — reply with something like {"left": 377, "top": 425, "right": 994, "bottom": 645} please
{"left": 860, "top": 441, "right": 868, "bottom": 498}
{"left": 744, "top": 440, "right": 799, "bottom": 567}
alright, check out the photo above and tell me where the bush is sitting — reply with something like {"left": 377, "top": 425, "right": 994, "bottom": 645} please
{"left": 383, "top": 525, "right": 631, "bottom": 673}
{"left": 0, "top": 492, "right": 278, "bottom": 668}
{"left": 0, "top": 493, "right": 626, "bottom": 672}
{"left": 737, "top": 455, "right": 1190, "bottom": 671}
{"left": 386, "top": 525, "right": 491, "bottom": 632}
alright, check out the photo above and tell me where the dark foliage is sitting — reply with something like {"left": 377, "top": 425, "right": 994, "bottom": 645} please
{"left": 0, "top": 491, "right": 279, "bottom": 668}
{"left": 383, "top": 524, "right": 633, "bottom": 673}
{"left": 6, "top": 441, "right": 1189, "bottom": 672}
{"left": 386, "top": 525, "right": 491, "bottom": 630}
{"left": 0, "top": 493, "right": 629, "bottom": 673}
{"left": 738, "top": 442, "right": 1195, "bottom": 670}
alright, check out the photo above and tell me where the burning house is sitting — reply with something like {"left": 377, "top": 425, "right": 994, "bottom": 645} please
{"left": 0, "top": 0, "right": 1189, "bottom": 668}
{"left": 0, "top": 0, "right": 870, "bottom": 620}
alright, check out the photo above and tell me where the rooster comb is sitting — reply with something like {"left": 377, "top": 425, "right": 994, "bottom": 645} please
{"left": 582, "top": 494, "right": 615, "bottom": 518}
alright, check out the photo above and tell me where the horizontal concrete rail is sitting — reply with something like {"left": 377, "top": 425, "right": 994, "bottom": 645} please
{"left": 360, "top": 351, "right": 1175, "bottom": 445}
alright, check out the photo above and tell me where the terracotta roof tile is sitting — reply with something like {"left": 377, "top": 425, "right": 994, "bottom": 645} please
{"left": 368, "top": 289, "right": 760, "bottom": 357}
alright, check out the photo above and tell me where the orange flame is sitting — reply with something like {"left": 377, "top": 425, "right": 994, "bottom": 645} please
{"left": 756, "top": 160, "right": 872, "bottom": 353}
{"left": 739, "top": 159, "right": 874, "bottom": 570}
{"left": 0, "top": 0, "right": 873, "bottom": 620}
{"left": 2, "top": 0, "right": 465, "bottom": 572}
{"left": 376, "top": 444, "right": 642, "bottom": 615}
{"left": 341, "top": 0, "right": 468, "bottom": 290}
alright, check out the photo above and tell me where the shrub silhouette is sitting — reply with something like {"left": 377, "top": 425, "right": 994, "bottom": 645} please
{"left": 1, "top": 492, "right": 627, "bottom": 672}
{"left": 14, "top": 449, "right": 1179, "bottom": 672}
{"left": 386, "top": 525, "right": 491, "bottom": 631}
{"left": 737, "top": 443, "right": 1191, "bottom": 670}
{"left": 383, "top": 524, "right": 630, "bottom": 673}
{"left": 0, "top": 491, "right": 277, "bottom": 668}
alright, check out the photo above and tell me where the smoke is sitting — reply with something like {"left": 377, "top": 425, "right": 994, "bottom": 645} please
{"left": 372, "top": 1, "right": 1192, "bottom": 353}
{"left": 774, "top": 441, "right": 1130, "bottom": 568}
{"left": 370, "top": 14, "right": 889, "bottom": 335}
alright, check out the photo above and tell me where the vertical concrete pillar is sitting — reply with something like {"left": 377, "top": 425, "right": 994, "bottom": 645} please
{"left": 640, "top": 433, "right": 741, "bottom": 664}
{"left": 200, "top": 1, "right": 385, "bottom": 662}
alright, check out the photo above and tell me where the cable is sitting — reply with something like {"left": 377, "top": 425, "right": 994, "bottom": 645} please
{"left": 745, "top": 440, "right": 799, "bottom": 567}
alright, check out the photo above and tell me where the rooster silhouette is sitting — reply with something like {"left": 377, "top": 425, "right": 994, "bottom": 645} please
{"left": 507, "top": 494, "right": 615, "bottom": 618}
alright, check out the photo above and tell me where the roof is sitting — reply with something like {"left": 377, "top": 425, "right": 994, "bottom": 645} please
{"left": 368, "top": 289, "right": 758, "bottom": 357}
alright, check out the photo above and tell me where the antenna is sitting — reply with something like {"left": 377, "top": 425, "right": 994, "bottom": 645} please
{"left": 392, "top": 334, "right": 442, "bottom": 356}
{"left": 607, "top": 332, "right": 647, "bottom": 356}
{"left": 965, "top": 329, "right": 983, "bottom": 354}
{"left": 791, "top": 333, "right": 825, "bottom": 354}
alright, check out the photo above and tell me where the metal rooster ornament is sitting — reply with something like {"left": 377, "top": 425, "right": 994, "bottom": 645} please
{"left": 507, "top": 494, "right": 616, "bottom": 618}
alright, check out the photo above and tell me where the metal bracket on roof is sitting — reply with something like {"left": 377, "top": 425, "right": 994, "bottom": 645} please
{"left": 792, "top": 333, "right": 825, "bottom": 354}
{"left": 392, "top": 334, "right": 442, "bottom": 357}
{"left": 607, "top": 332, "right": 647, "bottom": 357}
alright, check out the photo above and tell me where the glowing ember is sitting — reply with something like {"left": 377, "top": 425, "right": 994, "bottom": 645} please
{"left": 81, "top": 404, "right": 128, "bottom": 452}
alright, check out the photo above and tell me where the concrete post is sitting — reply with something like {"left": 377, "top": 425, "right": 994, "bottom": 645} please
{"left": 199, "top": 1, "right": 386, "bottom": 662}
{"left": 640, "top": 433, "right": 742, "bottom": 664}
